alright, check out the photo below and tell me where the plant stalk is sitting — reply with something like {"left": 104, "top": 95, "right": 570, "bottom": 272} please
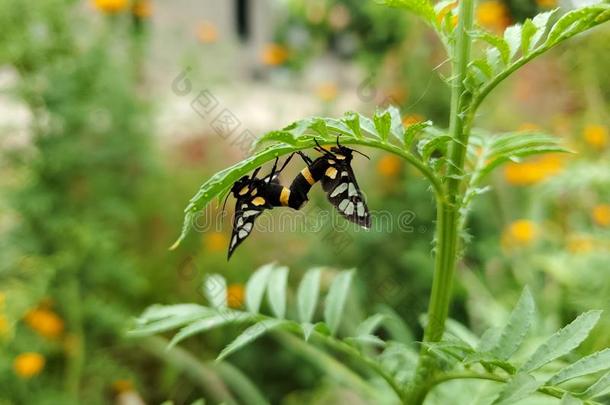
{"left": 405, "top": 0, "right": 475, "bottom": 402}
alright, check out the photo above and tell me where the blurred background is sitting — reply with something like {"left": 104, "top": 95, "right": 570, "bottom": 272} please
{"left": 0, "top": 0, "right": 608, "bottom": 404}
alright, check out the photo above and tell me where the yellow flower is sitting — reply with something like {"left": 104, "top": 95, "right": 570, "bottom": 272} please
{"left": 204, "top": 232, "right": 227, "bottom": 252}
{"left": 377, "top": 155, "right": 402, "bottom": 177}
{"left": 567, "top": 234, "right": 594, "bottom": 254}
{"left": 0, "top": 314, "right": 10, "bottom": 337}
{"left": 24, "top": 307, "right": 64, "bottom": 339}
{"left": 92, "top": 0, "right": 128, "bottom": 14}
{"left": 113, "top": 379, "right": 134, "bottom": 393}
{"left": 402, "top": 114, "right": 424, "bottom": 127}
{"left": 592, "top": 204, "right": 610, "bottom": 227}
{"left": 316, "top": 82, "right": 338, "bottom": 102}
{"left": 503, "top": 219, "right": 537, "bottom": 248}
{"left": 517, "top": 122, "right": 541, "bottom": 133}
{"left": 436, "top": 1, "right": 458, "bottom": 25}
{"left": 197, "top": 22, "right": 218, "bottom": 44}
{"left": 583, "top": 124, "right": 608, "bottom": 150}
{"left": 132, "top": 0, "right": 152, "bottom": 18}
{"left": 261, "top": 43, "right": 289, "bottom": 66}
{"left": 13, "top": 353, "right": 45, "bottom": 379}
{"left": 476, "top": 1, "right": 510, "bottom": 32}
{"left": 536, "top": 0, "right": 557, "bottom": 8}
{"left": 227, "top": 284, "right": 245, "bottom": 309}
{"left": 503, "top": 154, "right": 563, "bottom": 186}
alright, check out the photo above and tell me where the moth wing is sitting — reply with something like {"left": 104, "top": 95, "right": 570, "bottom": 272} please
{"left": 227, "top": 193, "right": 271, "bottom": 259}
{"left": 321, "top": 160, "right": 371, "bottom": 229}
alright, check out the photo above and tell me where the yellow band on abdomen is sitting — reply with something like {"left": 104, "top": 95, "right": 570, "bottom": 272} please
{"left": 301, "top": 167, "right": 315, "bottom": 185}
{"left": 280, "top": 187, "right": 291, "bottom": 207}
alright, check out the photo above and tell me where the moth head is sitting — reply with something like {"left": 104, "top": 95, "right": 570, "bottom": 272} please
{"left": 231, "top": 176, "right": 252, "bottom": 196}
{"left": 329, "top": 145, "right": 353, "bottom": 159}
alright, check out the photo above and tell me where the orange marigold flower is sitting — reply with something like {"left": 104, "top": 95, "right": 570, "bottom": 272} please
{"left": 24, "top": 307, "right": 64, "bottom": 339}
{"left": 476, "top": 1, "right": 510, "bottom": 32}
{"left": 197, "top": 22, "right": 218, "bottom": 44}
{"left": 13, "top": 353, "right": 45, "bottom": 379}
{"left": 377, "top": 155, "right": 402, "bottom": 177}
{"left": 402, "top": 114, "right": 424, "bottom": 127}
{"left": 204, "top": 232, "right": 227, "bottom": 252}
{"left": 261, "top": 43, "right": 289, "bottom": 66}
{"left": 132, "top": 0, "right": 152, "bottom": 18}
{"left": 227, "top": 284, "right": 245, "bottom": 309}
{"left": 92, "top": 0, "right": 128, "bottom": 14}
{"left": 502, "top": 220, "right": 537, "bottom": 250}
{"left": 316, "top": 82, "right": 338, "bottom": 102}
{"left": 536, "top": 0, "right": 557, "bottom": 8}
{"left": 583, "top": 124, "right": 608, "bottom": 150}
{"left": 592, "top": 204, "right": 610, "bottom": 227}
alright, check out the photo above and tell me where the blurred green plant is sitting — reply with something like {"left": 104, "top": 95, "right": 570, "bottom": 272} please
{"left": 0, "top": 0, "right": 159, "bottom": 403}
{"left": 136, "top": 0, "right": 610, "bottom": 404}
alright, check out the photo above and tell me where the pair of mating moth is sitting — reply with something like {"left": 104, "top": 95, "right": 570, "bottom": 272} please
{"left": 225, "top": 139, "right": 371, "bottom": 259}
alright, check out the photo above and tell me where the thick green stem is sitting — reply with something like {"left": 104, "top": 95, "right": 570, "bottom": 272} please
{"left": 405, "top": 0, "right": 475, "bottom": 402}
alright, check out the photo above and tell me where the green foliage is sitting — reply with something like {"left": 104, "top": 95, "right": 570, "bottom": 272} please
{"left": 133, "top": 267, "right": 610, "bottom": 404}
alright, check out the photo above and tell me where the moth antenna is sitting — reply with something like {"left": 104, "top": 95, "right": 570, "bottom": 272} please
{"left": 277, "top": 152, "right": 295, "bottom": 174}
{"left": 353, "top": 149, "right": 370, "bottom": 160}
{"left": 250, "top": 167, "right": 262, "bottom": 180}
{"left": 336, "top": 136, "right": 341, "bottom": 148}
{"left": 297, "top": 151, "right": 313, "bottom": 165}
{"left": 220, "top": 190, "right": 232, "bottom": 227}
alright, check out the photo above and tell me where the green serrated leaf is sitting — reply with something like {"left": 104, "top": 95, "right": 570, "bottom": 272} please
{"left": 373, "top": 110, "right": 392, "bottom": 141}
{"left": 404, "top": 120, "right": 433, "bottom": 147}
{"left": 492, "top": 373, "right": 542, "bottom": 405}
{"left": 560, "top": 393, "right": 582, "bottom": 405}
{"left": 169, "top": 312, "right": 250, "bottom": 348}
{"left": 324, "top": 270, "right": 355, "bottom": 336}
{"left": 490, "top": 287, "right": 535, "bottom": 360}
{"left": 473, "top": 30, "right": 510, "bottom": 65}
{"left": 346, "top": 335, "right": 386, "bottom": 347}
{"left": 549, "top": 348, "right": 610, "bottom": 385}
{"left": 129, "top": 305, "right": 212, "bottom": 336}
{"left": 546, "top": 5, "right": 609, "bottom": 46}
{"left": 342, "top": 111, "right": 362, "bottom": 138}
{"left": 217, "top": 319, "right": 289, "bottom": 361}
{"left": 203, "top": 274, "right": 227, "bottom": 309}
{"left": 246, "top": 264, "right": 274, "bottom": 313}
{"left": 266, "top": 266, "right": 288, "bottom": 319}
{"left": 520, "top": 19, "right": 538, "bottom": 55}
{"left": 387, "top": 105, "right": 406, "bottom": 145}
{"left": 521, "top": 310, "right": 602, "bottom": 373}
{"left": 478, "top": 326, "right": 503, "bottom": 352}
{"left": 504, "top": 24, "right": 522, "bottom": 60}
{"left": 301, "top": 322, "right": 315, "bottom": 341}
{"left": 377, "top": 0, "right": 437, "bottom": 27}
{"left": 355, "top": 314, "right": 386, "bottom": 337}
{"left": 297, "top": 268, "right": 322, "bottom": 324}
{"left": 580, "top": 371, "right": 610, "bottom": 399}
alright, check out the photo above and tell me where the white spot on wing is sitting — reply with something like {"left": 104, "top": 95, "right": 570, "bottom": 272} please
{"left": 330, "top": 183, "right": 348, "bottom": 197}
{"left": 231, "top": 236, "right": 237, "bottom": 248}
{"left": 345, "top": 202, "right": 354, "bottom": 215}
{"left": 338, "top": 199, "right": 349, "bottom": 211}
{"left": 242, "top": 222, "right": 252, "bottom": 232}
{"left": 357, "top": 202, "right": 365, "bottom": 217}
{"left": 238, "top": 230, "right": 248, "bottom": 239}
{"left": 348, "top": 183, "right": 357, "bottom": 197}
{"left": 243, "top": 210, "right": 259, "bottom": 217}
{"left": 341, "top": 171, "right": 348, "bottom": 177}
{"left": 237, "top": 218, "right": 244, "bottom": 227}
